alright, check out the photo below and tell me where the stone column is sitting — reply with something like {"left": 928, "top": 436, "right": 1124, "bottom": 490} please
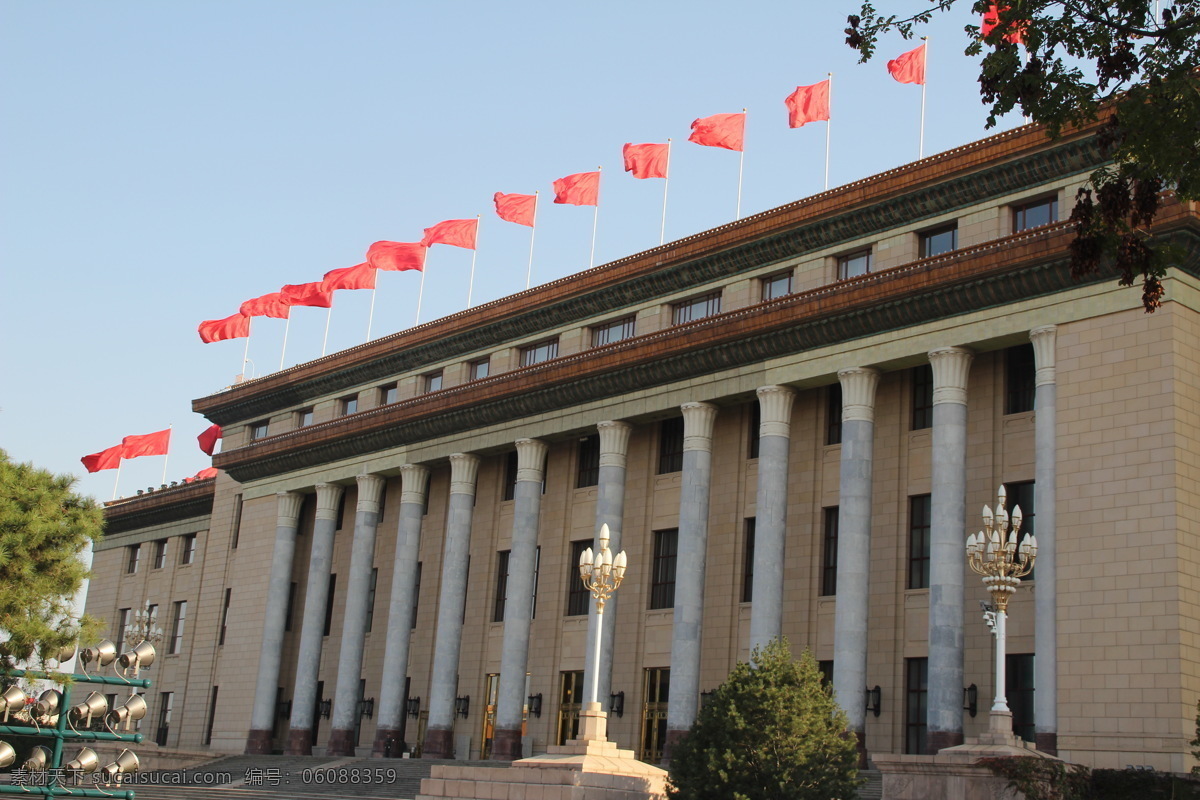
{"left": 422, "top": 453, "right": 480, "bottom": 759}
{"left": 1030, "top": 325, "right": 1058, "bottom": 755}
{"left": 373, "top": 464, "right": 430, "bottom": 757}
{"left": 663, "top": 402, "right": 718, "bottom": 761}
{"left": 832, "top": 367, "right": 881, "bottom": 765}
{"left": 748, "top": 385, "right": 797, "bottom": 652}
{"left": 286, "top": 482, "right": 344, "bottom": 755}
{"left": 245, "top": 491, "right": 304, "bottom": 754}
{"left": 492, "top": 439, "right": 549, "bottom": 761}
{"left": 327, "top": 473, "right": 387, "bottom": 756}
{"left": 926, "top": 346, "right": 973, "bottom": 752}
{"left": 583, "top": 420, "right": 633, "bottom": 710}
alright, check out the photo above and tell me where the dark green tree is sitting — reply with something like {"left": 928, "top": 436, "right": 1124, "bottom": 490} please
{"left": 0, "top": 450, "right": 103, "bottom": 667}
{"left": 667, "top": 638, "right": 862, "bottom": 800}
{"left": 845, "top": 1, "right": 1200, "bottom": 312}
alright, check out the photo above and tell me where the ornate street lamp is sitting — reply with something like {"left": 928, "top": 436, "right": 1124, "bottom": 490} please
{"left": 572, "top": 523, "right": 627, "bottom": 744}
{"left": 967, "top": 486, "right": 1037, "bottom": 719}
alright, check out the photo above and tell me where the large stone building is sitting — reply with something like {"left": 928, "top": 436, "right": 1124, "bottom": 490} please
{"left": 87, "top": 117, "right": 1200, "bottom": 773}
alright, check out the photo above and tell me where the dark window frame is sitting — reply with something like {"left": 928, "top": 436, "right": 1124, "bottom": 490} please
{"left": 908, "top": 494, "right": 932, "bottom": 590}
{"left": 470, "top": 358, "right": 490, "bottom": 380}
{"left": 1006, "top": 653, "right": 1036, "bottom": 743}
{"left": 126, "top": 544, "right": 139, "bottom": 574}
{"left": 502, "top": 451, "right": 519, "bottom": 502}
{"left": 493, "top": 550, "right": 510, "bottom": 623}
{"left": 566, "top": 540, "right": 591, "bottom": 617}
{"left": 365, "top": 567, "right": 379, "bottom": 633}
{"left": 918, "top": 222, "right": 958, "bottom": 258}
{"left": 590, "top": 316, "right": 636, "bottom": 348}
{"left": 423, "top": 371, "right": 443, "bottom": 393}
{"left": 378, "top": 383, "right": 399, "bottom": 405}
{"left": 741, "top": 518, "right": 755, "bottom": 603}
{"left": 658, "top": 417, "right": 685, "bottom": 474}
{"left": 905, "top": 657, "right": 929, "bottom": 754}
{"left": 1012, "top": 195, "right": 1058, "bottom": 232}
{"left": 520, "top": 339, "right": 559, "bottom": 367}
{"left": 821, "top": 507, "right": 839, "bottom": 596}
{"left": 671, "top": 291, "right": 722, "bottom": 325}
{"left": 761, "top": 270, "right": 793, "bottom": 301}
{"left": 218, "top": 588, "right": 232, "bottom": 646}
{"left": 180, "top": 533, "right": 197, "bottom": 565}
{"left": 826, "top": 384, "right": 843, "bottom": 446}
{"left": 1005, "top": 344, "right": 1037, "bottom": 414}
{"left": 837, "top": 249, "right": 872, "bottom": 280}
{"left": 576, "top": 434, "right": 600, "bottom": 488}
{"left": 152, "top": 539, "right": 167, "bottom": 570}
{"left": 297, "top": 407, "right": 315, "bottom": 427}
{"left": 169, "top": 600, "right": 187, "bottom": 655}
{"left": 748, "top": 401, "right": 761, "bottom": 459}
{"left": 339, "top": 395, "right": 359, "bottom": 416}
{"left": 650, "top": 529, "right": 679, "bottom": 610}
{"left": 911, "top": 364, "right": 934, "bottom": 431}
{"left": 323, "top": 574, "right": 337, "bottom": 636}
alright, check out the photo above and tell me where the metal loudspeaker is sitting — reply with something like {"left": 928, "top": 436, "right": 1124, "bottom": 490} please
{"left": 24, "top": 745, "right": 52, "bottom": 771}
{"left": 100, "top": 749, "right": 139, "bottom": 780}
{"left": 0, "top": 742, "right": 15, "bottom": 770}
{"left": 0, "top": 686, "right": 27, "bottom": 721}
{"left": 70, "top": 692, "right": 109, "bottom": 725}
{"left": 81, "top": 640, "right": 117, "bottom": 668}
{"left": 35, "top": 689, "right": 62, "bottom": 722}
{"left": 106, "top": 694, "right": 147, "bottom": 731}
{"left": 52, "top": 642, "right": 78, "bottom": 664}
{"left": 118, "top": 641, "right": 156, "bottom": 670}
{"left": 65, "top": 747, "right": 100, "bottom": 772}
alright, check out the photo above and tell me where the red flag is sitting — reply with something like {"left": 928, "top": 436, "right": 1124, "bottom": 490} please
{"left": 81, "top": 444, "right": 122, "bottom": 473}
{"left": 887, "top": 44, "right": 926, "bottom": 85}
{"left": 688, "top": 113, "right": 745, "bottom": 152}
{"left": 421, "top": 219, "right": 478, "bottom": 249}
{"left": 194, "top": 467, "right": 219, "bottom": 480}
{"left": 785, "top": 80, "right": 831, "bottom": 128}
{"left": 122, "top": 429, "right": 171, "bottom": 459}
{"left": 281, "top": 281, "right": 334, "bottom": 308}
{"left": 493, "top": 192, "right": 537, "bottom": 227}
{"left": 240, "top": 292, "right": 291, "bottom": 319}
{"left": 197, "top": 424, "right": 222, "bottom": 456}
{"left": 622, "top": 143, "right": 669, "bottom": 179}
{"left": 981, "top": 5, "right": 1025, "bottom": 44}
{"left": 322, "top": 263, "right": 376, "bottom": 292}
{"left": 367, "top": 241, "right": 427, "bottom": 272}
{"left": 552, "top": 171, "right": 600, "bottom": 206}
{"left": 198, "top": 313, "right": 251, "bottom": 344}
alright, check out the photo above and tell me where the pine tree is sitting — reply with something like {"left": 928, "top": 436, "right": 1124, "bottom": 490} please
{"left": 667, "top": 638, "right": 862, "bottom": 800}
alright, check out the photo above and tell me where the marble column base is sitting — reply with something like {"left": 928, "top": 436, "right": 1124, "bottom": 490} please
{"left": 926, "top": 730, "right": 963, "bottom": 753}
{"left": 854, "top": 729, "right": 867, "bottom": 769}
{"left": 371, "top": 727, "right": 406, "bottom": 758}
{"left": 285, "top": 728, "right": 313, "bottom": 756}
{"left": 422, "top": 728, "right": 455, "bottom": 759}
{"left": 490, "top": 728, "right": 522, "bottom": 761}
{"left": 326, "top": 728, "right": 356, "bottom": 757}
{"left": 1036, "top": 732, "right": 1058, "bottom": 756}
{"left": 243, "top": 729, "right": 274, "bottom": 755}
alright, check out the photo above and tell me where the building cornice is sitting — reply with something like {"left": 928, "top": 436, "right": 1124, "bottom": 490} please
{"left": 102, "top": 479, "right": 217, "bottom": 535}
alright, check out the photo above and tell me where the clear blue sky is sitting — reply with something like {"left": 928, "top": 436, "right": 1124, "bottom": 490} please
{"left": 1, "top": 1, "right": 1020, "bottom": 501}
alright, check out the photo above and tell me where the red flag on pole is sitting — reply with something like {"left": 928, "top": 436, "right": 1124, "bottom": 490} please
{"left": 198, "top": 313, "right": 251, "bottom": 343}
{"left": 785, "top": 80, "right": 831, "bottom": 128}
{"left": 552, "top": 171, "right": 600, "bottom": 206}
{"left": 421, "top": 219, "right": 478, "bottom": 249}
{"left": 622, "top": 143, "right": 669, "bottom": 179}
{"left": 193, "top": 467, "right": 219, "bottom": 480}
{"left": 122, "top": 429, "right": 171, "bottom": 459}
{"left": 688, "top": 113, "right": 746, "bottom": 152}
{"left": 281, "top": 281, "right": 334, "bottom": 308}
{"left": 887, "top": 44, "right": 926, "bottom": 85}
{"left": 493, "top": 192, "right": 537, "bottom": 226}
{"left": 197, "top": 424, "right": 222, "bottom": 456}
{"left": 981, "top": 5, "right": 1025, "bottom": 44}
{"left": 367, "top": 241, "right": 427, "bottom": 272}
{"left": 240, "top": 292, "right": 292, "bottom": 319}
{"left": 81, "top": 444, "right": 123, "bottom": 473}
{"left": 322, "top": 263, "right": 376, "bottom": 292}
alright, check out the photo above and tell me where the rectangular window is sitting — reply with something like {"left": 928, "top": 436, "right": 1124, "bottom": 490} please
{"left": 826, "top": 384, "right": 843, "bottom": 446}
{"left": 169, "top": 601, "right": 187, "bottom": 655}
{"left": 671, "top": 291, "right": 722, "bottom": 325}
{"left": 218, "top": 588, "right": 232, "bottom": 646}
{"left": 204, "top": 687, "right": 219, "bottom": 746}
{"left": 908, "top": 495, "right": 932, "bottom": 590}
{"left": 493, "top": 550, "right": 510, "bottom": 623}
{"left": 591, "top": 316, "right": 636, "bottom": 348}
{"left": 297, "top": 407, "right": 314, "bottom": 427}
{"left": 837, "top": 249, "right": 872, "bottom": 280}
{"left": 576, "top": 434, "right": 600, "bottom": 488}
{"left": 423, "top": 371, "right": 443, "bottom": 393}
{"left": 502, "top": 450, "right": 519, "bottom": 502}
{"left": 146, "top": 603, "right": 158, "bottom": 631}
{"left": 364, "top": 568, "right": 379, "bottom": 633}
{"left": 761, "top": 270, "right": 793, "bottom": 301}
{"left": 520, "top": 339, "right": 559, "bottom": 367}
{"left": 918, "top": 223, "right": 958, "bottom": 258}
{"left": 821, "top": 507, "right": 840, "bottom": 597}
{"left": 1012, "top": 196, "right": 1058, "bottom": 232}
{"left": 567, "top": 540, "right": 591, "bottom": 617}
{"left": 1006, "top": 653, "right": 1036, "bottom": 743}
{"left": 379, "top": 383, "right": 398, "bottom": 405}
{"left": 116, "top": 608, "right": 131, "bottom": 653}
{"left": 818, "top": 661, "right": 835, "bottom": 688}
{"left": 250, "top": 420, "right": 269, "bottom": 440}
{"left": 285, "top": 581, "right": 298, "bottom": 632}
{"left": 650, "top": 529, "right": 678, "bottom": 610}
{"left": 339, "top": 395, "right": 359, "bottom": 416}
{"left": 126, "top": 544, "right": 140, "bottom": 574}
{"left": 905, "top": 658, "right": 928, "bottom": 754}
{"left": 156, "top": 692, "right": 173, "bottom": 747}
{"left": 412, "top": 563, "right": 422, "bottom": 628}
{"left": 911, "top": 364, "right": 934, "bottom": 430}
{"left": 658, "top": 417, "right": 685, "bottom": 474}
{"left": 323, "top": 574, "right": 337, "bottom": 636}
{"left": 557, "top": 671, "right": 585, "bottom": 746}
{"left": 1005, "top": 343, "right": 1036, "bottom": 414}
{"left": 741, "top": 519, "right": 755, "bottom": 603}
{"left": 748, "top": 401, "right": 761, "bottom": 459}
{"left": 640, "top": 668, "right": 670, "bottom": 763}
{"left": 231, "top": 495, "right": 243, "bottom": 549}
{"left": 470, "top": 358, "right": 490, "bottom": 380}
{"left": 153, "top": 539, "right": 168, "bottom": 570}
{"left": 180, "top": 533, "right": 197, "bottom": 565}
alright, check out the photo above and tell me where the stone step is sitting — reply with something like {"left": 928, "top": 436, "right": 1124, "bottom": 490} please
{"left": 859, "top": 769, "right": 883, "bottom": 799}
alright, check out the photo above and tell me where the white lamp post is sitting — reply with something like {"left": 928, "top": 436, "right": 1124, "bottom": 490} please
{"left": 576, "top": 523, "right": 627, "bottom": 741}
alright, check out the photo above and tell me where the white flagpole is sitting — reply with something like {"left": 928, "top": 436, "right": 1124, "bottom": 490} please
{"left": 525, "top": 192, "right": 539, "bottom": 289}
{"left": 160, "top": 425, "right": 172, "bottom": 485}
{"left": 660, "top": 139, "right": 671, "bottom": 245}
{"left": 366, "top": 285, "right": 377, "bottom": 342}
{"left": 112, "top": 461, "right": 122, "bottom": 501}
{"left": 321, "top": 304, "right": 332, "bottom": 356}
{"left": 824, "top": 74, "right": 833, "bottom": 191}
{"left": 279, "top": 315, "right": 291, "bottom": 371}
{"left": 241, "top": 318, "right": 252, "bottom": 378}
{"left": 467, "top": 214, "right": 481, "bottom": 307}
{"left": 415, "top": 266, "right": 427, "bottom": 325}
{"left": 589, "top": 167, "right": 602, "bottom": 268}
{"left": 919, "top": 38, "right": 928, "bottom": 159}
{"left": 735, "top": 109, "right": 747, "bottom": 220}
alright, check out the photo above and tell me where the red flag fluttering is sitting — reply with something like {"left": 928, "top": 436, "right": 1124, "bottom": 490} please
{"left": 81, "top": 444, "right": 123, "bottom": 474}
{"left": 322, "top": 263, "right": 376, "bottom": 292}
{"left": 421, "top": 219, "right": 478, "bottom": 249}
{"left": 198, "top": 313, "right": 251, "bottom": 344}
{"left": 552, "top": 171, "right": 600, "bottom": 206}
{"left": 887, "top": 44, "right": 926, "bottom": 85}
{"left": 281, "top": 281, "right": 334, "bottom": 308}
{"left": 122, "top": 429, "right": 171, "bottom": 459}
{"left": 493, "top": 192, "right": 537, "bottom": 227}
{"left": 981, "top": 5, "right": 1025, "bottom": 44}
{"left": 688, "top": 113, "right": 746, "bottom": 152}
{"left": 197, "top": 424, "right": 222, "bottom": 456}
{"left": 785, "top": 80, "right": 831, "bottom": 128}
{"left": 194, "top": 467, "right": 219, "bottom": 480}
{"left": 367, "top": 241, "right": 427, "bottom": 272}
{"left": 622, "top": 143, "right": 669, "bottom": 179}
{"left": 240, "top": 292, "right": 292, "bottom": 319}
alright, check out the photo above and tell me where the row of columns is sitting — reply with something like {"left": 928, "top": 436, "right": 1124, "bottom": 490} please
{"left": 245, "top": 326, "right": 1058, "bottom": 760}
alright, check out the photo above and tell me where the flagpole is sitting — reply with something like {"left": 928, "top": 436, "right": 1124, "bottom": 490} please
{"left": 415, "top": 266, "right": 427, "bottom": 325}
{"left": 824, "top": 74, "right": 833, "bottom": 191}
{"left": 241, "top": 318, "right": 252, "bottom": 379}
{"left": 525, "top": 192, "right": 539, "bottom": 289}
{"left": 589, "top": 167, "right": 602, "bottom": 268}
{"left": 160, "top": 425, "right": 172, "bottom": 485}
{"left": 919, "top": 38, "right": 928, "bottom": 159}
{"left": 280, "top": 315, "right": 291, "bottom": 371}
{"left": 322, "top": 304, "right": 332, "bottom": 357}
{"left": 736, "top": 109, "right": 746, "bottom": 220}
{"left": 660, "top": 139, "right": 671, "bottom": 245}
{"left": 366, "top": 285, "right": 377, "bottom": 342}
{"left": 112, "top": 461, "right": 122, "bottom": 501}
{"left": 467, "top": 214, "right": 481, "bottom": 307}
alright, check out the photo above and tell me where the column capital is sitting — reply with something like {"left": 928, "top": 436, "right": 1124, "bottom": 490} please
{"left": 681, "top": 402, "right": 718, "bottom": 452}
{"left": 449, "top": 453, "right": 481, "bottom": 496}
{"left": 756, "top": 386, "right": 796, "bottom": 438}
{"left": 837, "top": 368, "right": 881, "bottom": 423}
{"left": 399, "top": 463, "right": 430, "bottom": 505}
{"left": 315, "top": 483, "right": 345, "bottom": 521}
{"left": 355, "top": 474, "right": 386, "bottom": 514}
{"left": 597, "top": 420, "right": 633, "bottom": 469}
{"left": 515, "top": 438, "right": 549, "bottom": 483}
{"left": 929, "top": 346, "right": 974, "bottom": 405}
{"left": 1030, "top": 325, "right": 1058, "bottom": 386}
{"left": 276, "top": 491, "right": 305, "bottom": 527}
